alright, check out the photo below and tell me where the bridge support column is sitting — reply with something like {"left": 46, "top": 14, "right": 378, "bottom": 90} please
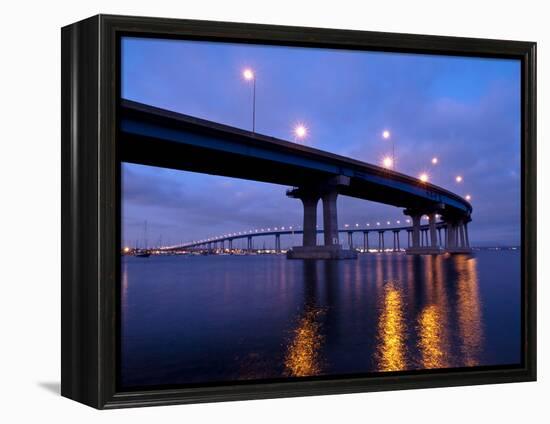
{"left": 363, "top": 231, "right": 369, "bottom": 252}
{"left": 405, "top": 209, "right": 443, "bottom": 255}
{"left": 411, "top": 214, "right": 421, "bottom": 248}
{"left": 429, "top": 213, "right": 438, "bottom": 248}
{"left": 347, "top": 231, "right": 353, "bottom": 249}
{"left": 247, "top": 236, "right": 252, "bottom": 251}
{"left": 443, "top": 217, "right": 472, "bottom": 254}
{"left": 228, "top": 239, "right": 233, "bottom": 250}
{"left": 458, "top": 223, "right": 465, "bottom": 247}
{"left": 275, "top": 234, "right": 281, "bottom": 253}
{"left": 378, "top": 231, "right": 385, "bottom": 252}
{"left": 300, "top": 195, "right": 319, "bottom": 248}
{"left": 287, "top": 177, "right": 357, "bottom": 259}
{"left": 392, "top": 230, "right": 400, "bottom": 252}
{"left": 322, "top": 190, "right": 339, "bottom": 247}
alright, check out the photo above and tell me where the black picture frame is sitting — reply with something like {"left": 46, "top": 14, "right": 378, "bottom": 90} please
{"left": 61, "top": 14, "right": 537, "bottom": 409}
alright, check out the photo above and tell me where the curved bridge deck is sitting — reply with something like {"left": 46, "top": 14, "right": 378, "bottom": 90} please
{"left": 120, "top": 100, "right": 472, "bottom": 257}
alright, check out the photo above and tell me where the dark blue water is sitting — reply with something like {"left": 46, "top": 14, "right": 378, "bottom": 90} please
{"left": 120, "top": 251, "right": 521, "bottom": 388}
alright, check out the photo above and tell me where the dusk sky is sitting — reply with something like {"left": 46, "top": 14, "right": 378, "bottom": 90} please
{"left": 121, "top": 36, "right": 521, "bottom": 248}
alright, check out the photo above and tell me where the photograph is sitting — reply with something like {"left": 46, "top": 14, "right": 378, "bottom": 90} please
{"left": 118, "top": 36, "right": 522, "bottom": 389}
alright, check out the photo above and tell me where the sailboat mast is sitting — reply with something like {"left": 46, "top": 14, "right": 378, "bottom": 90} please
{"left": 144, "top": 220, "right": 148, "bottom": 250}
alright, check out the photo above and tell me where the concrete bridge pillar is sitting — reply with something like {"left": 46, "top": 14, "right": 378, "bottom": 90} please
{"left": 247, "top": 236, "right": 252, "bottom": 251}
{"left": 347, "top": 231, "right": 353, "bottom": 249}
{"left": 411, "top": 214, "right": 421, "bottom": 248}
{"left": 447, "top": 222, "right": 456, "bottom": 249}
{"left": 458, "top": 221, "right": 470, "bottom": 249}
{"left": 407, "top": 229, "right": 412, "bottom": 248}
{"left": 275, "top": 234, "right": 281, "bottom": 252}
{"left": 363, "top": 231, "right": 369, "bottom": 252}
{"left": 437, "top": 227, "right": 442, "bottom": 247}
{"left": 393, "top": 230, "right": 400, "bottom": 251}
{"left": 405, "top": 209, "right": 444, "bottom": 254}
{"left": 458, "top": 223, "right": 465, "bottom": 247}
{"left": 378, "top": 231, "right": 385, "bottom": 252}
{"left": 286, "top": 176, "right": 356, "bottom": 259}
{"left": 228, "top": 239, "right": 233, "bottom": 250}
{"left": 322, "top": 190, "right": 339, "bottom": 247}
{"left": 429, "top": 213, "right": 438, "bottom": 247}
{"left": 300, "top": 195, "right": 319, "bottom": 247}
{"left": 442, "top": 217, "right": 471, "bottom": 253}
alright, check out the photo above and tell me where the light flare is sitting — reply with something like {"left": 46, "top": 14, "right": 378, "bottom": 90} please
{"left": 242, "top": 68, "right": 254, "bottom": 80}
{"left": 382, "top": 156, "right": 394, "bottom": 169}
{"left": 294, "top": 124, "right": 308, "bottom": 139}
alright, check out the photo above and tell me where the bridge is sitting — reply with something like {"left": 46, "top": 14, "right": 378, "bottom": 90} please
{"left": 120, "top": 99, "right": 472, "bottom": 259}
{"left": 163, "top": 221, "right": 457, "bottom": 254}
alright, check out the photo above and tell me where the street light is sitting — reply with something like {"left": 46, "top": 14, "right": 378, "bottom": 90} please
{"left": 455, "top": 175, "right": 463, "bottom": 183}
{"left": 431, "top": 157, "right": 438, "bottom": 165}
{"left": 419, "top": 173, "right": 429, "bottom": 183}
{"left": 382, "top": 156, "right": 393, "bottom": 169}
{"left": 382, "top": 129, "right": 395, "bottom": 170}
{"left": 242, "top": 68, "right": 256, "bottom": 132}
{"left": 466, "top": 194, "right": 472, "bottom": 201}
{"left": 294, "top": 124, "right": 308, "bottom": 142}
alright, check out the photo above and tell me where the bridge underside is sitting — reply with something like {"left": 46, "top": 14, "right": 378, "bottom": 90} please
{"left": 122, "top": 132, "right": 450, "bottom": 211}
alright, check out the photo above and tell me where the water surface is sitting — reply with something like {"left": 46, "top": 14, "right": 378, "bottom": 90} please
{"left": 121, "top": 251, "right": 521, "bottom": 388}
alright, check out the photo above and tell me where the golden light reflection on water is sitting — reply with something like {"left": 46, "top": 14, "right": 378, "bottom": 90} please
{"left": 284, "top": 307, "right": 325, "bottom": 377}
{"left": 122, "top": 262, "right": 129, "bottom": 311}
{"left": 376, "top": 283, "right": 407, "bottom": 372}
{"left": 418, "top": 305, "right": 446, "bottom": 369}
{"left": 455, "top": 255, "right": 484, "bottom": 367}
{"left": 416, "top": 255, "right": 451, "bottom": 369}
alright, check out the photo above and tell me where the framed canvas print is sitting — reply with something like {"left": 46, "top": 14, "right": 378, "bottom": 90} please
{"left": 61, "top": 14, "right": 536, "bottom": 409}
